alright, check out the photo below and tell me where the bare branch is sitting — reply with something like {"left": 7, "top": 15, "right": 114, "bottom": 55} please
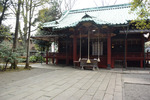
{"left": 105, "top": 0, "right": 109, "bottom": 6}
{"left": 8, "top": 6, "right": 16, "bottom": 15}
{"left": 93, "top": 0, "right": 98, "bottom": 7}
{"left": 71, "top": 0, "right": 77, "bottom": 9}
{"left": 102, "top": 0, "right": 104, "bottom": 6}
{"left": 10, "top": 0, "right": 17, "bottom": 12}
{"left": 113, "top": 0, "right": 117, "bottom": 5}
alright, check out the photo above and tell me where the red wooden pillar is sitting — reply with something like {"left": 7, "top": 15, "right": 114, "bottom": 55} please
{"left": 125, "top": 39, "right": 128, "bottom": 68}
{"left": 56, "top": 58, "right": 58, "bottom": 64}
{"left": 73, "top": 33, "right": 77, "bottom": 62}
{"left": 52, "top": 54, "right": 54, "bottom": 64}
{"left": 52, "top": 58, "right": 54, "bottom": 64}
{"left": 66, "top": 38, "right": 69, "bottom": 65}
{"left": 107, "top": 34, "right": 111, "bottom": 68}
{"left": 111, "top": 59, "right": 114, "bottom": 68}
{"left": 141, "top": 35, "right": 145, "bottom": 68}
{"left": 46, "top": 51, "right": 48, "bottom": 64}
{"left": 141, "top": 60, "right": 143, "bottom": 68}
{"left": 66, "top": 59, "right": 69, "bottom": 65}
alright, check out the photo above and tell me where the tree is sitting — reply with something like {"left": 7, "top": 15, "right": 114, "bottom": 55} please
{"left": 130, "top": 0, "right": 150, "bottom": 29}
{"left": 62, "top": 0, "right": 77, "bottom": 11}
{"left": 99, "top": 0, "right": 117, "bottom": 6}
{"left": 0, "top": 3, "right": 3, "bottom": 12}
{"left": 8, "top": 0, "right": 51, "bottom": 69}
{"left": 19, "top": 0, "right": 50, "bottom": 48}
{"left": 50, "top": 0, "right": 78, "bottom": 13}
{"left": 0, "top": 41, "right": 24, "bottom": 71}
{"left": 0, "top": 0, "right": 10, "bottom": 26}
{"left": 36, "top": 1, "right": 61, "bottom": 23}
{"left": 25, "top": 0, "right": 32, "bottom": 69}
{"left": 34, "top": 0, "right": 61, "bottom": 49}
{"left": 0, "top": 41, "right": 16, "bottom": 71}
{"left": 20, "top": 0, "right": 29, "bottom": 48}
{"left": 0, "top": 25, "right": 11, "bottom": 43}
{"left": 34, "top": 30, "right": 52, "bottom": 49}
{"left": 0, "top": 0, "right": 11, "bottom": 39}
{"left": 24, "top": 0, "right": 50, "bottom": 69}
{"left": 11, "top": 0, "right": 21, "bottom": 69}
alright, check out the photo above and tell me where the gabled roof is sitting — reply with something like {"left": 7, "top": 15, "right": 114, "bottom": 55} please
{"left": 43, "top": 3, "right": 137, "bottom": 30}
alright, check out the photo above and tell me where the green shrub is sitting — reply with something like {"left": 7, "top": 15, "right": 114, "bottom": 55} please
{"left": 0, "top": 41, "right": 24, "bottom": 70}
{"left": 0, "top": 65, "right": 2, "bottom": 71}
{"left": 36, "top": 56, "right": 45, "bottom": 62}
{"left": 29, "top": 55, "right": 37, "bottom": 62}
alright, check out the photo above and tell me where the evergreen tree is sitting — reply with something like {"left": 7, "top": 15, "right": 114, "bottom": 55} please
{"left": 34, "top": 0, "right": 61, "bottom": 48}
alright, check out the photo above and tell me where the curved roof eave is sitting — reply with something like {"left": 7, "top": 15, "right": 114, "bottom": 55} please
{"left": 42, "top": 3, "right": 135, "bottom": 30}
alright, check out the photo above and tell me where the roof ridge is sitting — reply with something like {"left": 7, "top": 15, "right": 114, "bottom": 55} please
{"left": 82, "top": 13, "right": 109, "bottom": 23}
{"left": 69, "top": 3, "right": 131, "bottom": 14}
{"left": 57, "top": 10, "right": 70, "bottom": 23}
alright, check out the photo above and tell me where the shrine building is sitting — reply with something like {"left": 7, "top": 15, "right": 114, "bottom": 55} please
{"left": 33, "top": 3, "right": 150, "bottom": 68}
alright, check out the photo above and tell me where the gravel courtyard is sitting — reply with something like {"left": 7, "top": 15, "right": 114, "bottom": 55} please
{"left": 0, "top": 63, "right": 150, "bottom": 100}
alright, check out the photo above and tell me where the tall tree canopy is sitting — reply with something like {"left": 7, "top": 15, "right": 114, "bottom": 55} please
{"left": 37, "top": 0, "right": 61, "bottom": 23}
{"left": 34, "top": 0, "right": 61, "bottom": 49}
{"left": 130, "top": 0, "right": 150, "bottom": 29}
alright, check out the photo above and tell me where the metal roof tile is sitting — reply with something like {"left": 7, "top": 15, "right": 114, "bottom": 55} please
{"left": 43, "top": 3, "right": 137, "bottom": 29}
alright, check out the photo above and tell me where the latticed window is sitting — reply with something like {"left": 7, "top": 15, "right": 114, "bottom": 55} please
{"left": 92, "top": 42, "right": 103, "bottom": 55}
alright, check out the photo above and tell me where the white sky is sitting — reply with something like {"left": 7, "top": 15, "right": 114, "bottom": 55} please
{"left": 68, "top": 0, "right": 131, "bottom": 10}
{"left": 3, "top": 0, "right": 131, "bottom": 35}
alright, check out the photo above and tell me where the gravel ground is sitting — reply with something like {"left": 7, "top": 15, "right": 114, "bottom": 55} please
{"left": 0, "top": 68, "right": 55, "bottom": 86}
{"left": 124, "top": 83, "right": 150, "bottom": 100}
{"left": 123, "top": 73, "right": 150, "bottom": 100}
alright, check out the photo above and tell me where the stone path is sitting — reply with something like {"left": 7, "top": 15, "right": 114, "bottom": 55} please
{"left": 0, "top": 63, "right": 150, "bottom": 100}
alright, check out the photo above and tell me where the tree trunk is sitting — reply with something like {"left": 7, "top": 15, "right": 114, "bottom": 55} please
{"left": 12, "top": 0, "right": 21, "bottom": 69}
{"left": 0, "top": 0, "right": 9, "bottom": 26}
{"left": 22, "top": 0, "right": 28, "bottom": 50}
{"left": 4, "top": 60, "right": 8, "bottom": 71}
{"left": 25, "top": 0, "right": 32, "bottom": 69}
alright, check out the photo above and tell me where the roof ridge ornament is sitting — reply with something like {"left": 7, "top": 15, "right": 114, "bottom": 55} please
{"left": 55, "top": 21, "right": 59, "bottom": 24}
{"left": 82, "top": 13, "right": 92, "bottom": 19}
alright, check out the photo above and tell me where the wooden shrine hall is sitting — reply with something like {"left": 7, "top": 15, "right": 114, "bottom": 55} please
{"left": 33, "top": 4, "right": 150, "bottom": 69}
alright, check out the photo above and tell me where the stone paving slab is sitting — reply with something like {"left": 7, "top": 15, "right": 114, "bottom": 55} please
{"left": 1, "top": 63, "right": 150, "bottom": 100}
{"left": 0, "top": 68, "right": 122, "bottom": 100}
{"left": 0, "top": 68, "right": 55, "bottom": 87}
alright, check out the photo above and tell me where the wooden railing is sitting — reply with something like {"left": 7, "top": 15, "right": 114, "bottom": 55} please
{"left": 45, "top": 52, "right": 73, "bottom": 59}
{"left": 45, "top": 52, "right": 150, "bottom": 62}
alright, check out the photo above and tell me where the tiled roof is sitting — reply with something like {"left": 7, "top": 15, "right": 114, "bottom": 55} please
{"left": 43, "top": 3, "right": 136, "bottom": 29}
